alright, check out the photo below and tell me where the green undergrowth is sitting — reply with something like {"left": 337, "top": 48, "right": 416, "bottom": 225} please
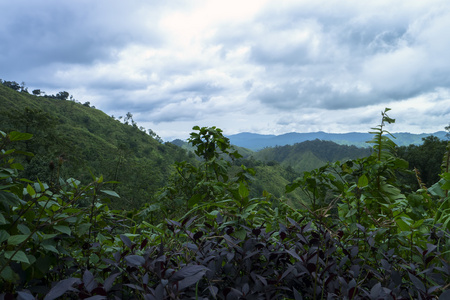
{"left": 0, "top": 108, "right": 449, "bottom": 299}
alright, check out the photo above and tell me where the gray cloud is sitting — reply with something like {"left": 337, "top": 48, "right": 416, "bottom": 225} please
{"left": 0, "top": 0, "right": 165, "bottom": 78}
{"left": 1, "top": 0, "right": 449, "bottom": 140}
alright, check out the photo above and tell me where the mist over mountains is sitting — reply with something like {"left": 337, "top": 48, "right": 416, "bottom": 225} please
{"left": 227, "top": 131, "right": 448, "bottom": 150}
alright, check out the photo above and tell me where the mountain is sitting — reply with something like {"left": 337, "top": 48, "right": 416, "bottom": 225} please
{"left": 250, "top": 139, "right": 372, "bottom": 173}
{"left": 0, "top": 83, "right": 305, "bottom": 207}
{"left": 0, "top": 83, "right": 191, "bottom": 208}
{"left": 228, "top": 131, "right": 447, "bottom": 150}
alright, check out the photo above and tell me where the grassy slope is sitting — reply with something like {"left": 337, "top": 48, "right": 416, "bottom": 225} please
{"left": 0, "top": 85, "right": 191, "bottom": 208}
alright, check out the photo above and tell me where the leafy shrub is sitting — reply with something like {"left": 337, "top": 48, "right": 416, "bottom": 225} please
{"left": 1, "top": 111, "right": 450, "bottom": 299}
{"left": 23, "top": 217, "right": 448, "bottom": 299}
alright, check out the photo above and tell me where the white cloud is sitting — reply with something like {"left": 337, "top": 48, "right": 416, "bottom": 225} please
{"left": 1, "top": 0, "right": 450, "bottom": 140}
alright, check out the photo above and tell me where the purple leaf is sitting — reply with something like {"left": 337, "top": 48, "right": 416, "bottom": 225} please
{"left": 177, "top": 269, "right": 207, "bottom": 291}
{"left": 140, "top": 238, "right": 149, "bottom": 250}
{"left": 208, "top": 286, "right": 219, "bottom": 297}
{"left": 439, "top": 290, "right": 450, "bottom": 300}
{"left": 103, "top": 272, "right": 120, "bottom": 292}
{"left": 124, "top": 284, "right": 144, "bottom": 291}
{"left": 408, "top": 273, "right": 426, "bottom": 293}
{"left": 44, "top": 278, "right": 81, "bottom": 300}
{"left": 17, "top": 291, "right": 35, "bottom": 300}
{"left": 85, "top": 296, "right": 106, "bottom": 300}
{"left": 370, "top": 282, "right": 382, "bottom": 299}
{"left": 286, "top": 249, "right": 301, "bottom": 261}
{"left": 120, "top": 234, "right": 132, "bottom": 248}
{"left": 125, "top": 255, "right": 146, "bottom": 267}
{"left": 83, "top": 270, "right": 97, "bottom": 293}
{"left": 144, "top": 294, "right": 157, "bottom": 300}
{"left": 280, "top": 265, "right": 295, "bottom": 281}
{"left": 293, "top": 288, "right": 303, "bottom": 300}
{"left": 170, "top": 265, "right": 209, "bottom": 282}
{"left": 193, "top": 231, "right": 203, "bottom": 241}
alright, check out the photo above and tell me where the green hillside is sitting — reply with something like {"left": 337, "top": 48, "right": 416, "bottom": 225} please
{"left": 0, "top": 83, "right": 309, "bottom": 208}
{"left": 252, "top": 139, "right": 372, "bottom": 173}
{"left": 0, "top": 84, "right": 192, "bottom": 208}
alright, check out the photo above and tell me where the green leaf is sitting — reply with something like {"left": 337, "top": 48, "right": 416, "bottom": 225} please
{"left": 100, "top": 190, "right": 120, "bottom": 198}
{"left": 0, "top": 230, "right": 10, "bottom": 243}
{"left": 345, "top": 208, "right": 357, "bottom": 219}
{"left": 412, "top": 219, "right": 424, "bottom": 229}
{"left": 0, "top": 212, "right": 8, "bottom": 225}
{"left": 77, "top": 223, "right": 91, "bottom": 235}
{"left": 234, "top": 228, "right": 246, "bottom": 240}
{"left": 42, "top": 244, "right": 59, "bottom": 254}
{"left": 13, "top": 150, "right": 34, "bottom": 157}
{"left": 26, "top": 184, "right": 36, "bottom": 197}
{"left": 141, "top": 221, "right": 165, "bottom": 234}
{"left": 357, "top": 174, "right": 369, "bottom": 188}
{"left": 0, "top": 266, "right": 18, "bottom": 282}
{"left": 54, "top": 225, "right": 71, "bottom": 235}
{"left": 238, "top": 182, "right": 249, "bottom": 199}
{"left": 188, "top": 194, "right": 203, "bottom": 207}
{"left": 4, "top": 250, "right": 30, "bottom": 264}
{"left": 17, "top": 224, "right": 31, "bottom": 235}
{"left": 7, "top": 234, "right": 29, "bottom": 246}
{"left": 0, "top": 191, "right": 21, "bottom": 206}
{"left": 428, "top": 181, "right": 446, "bottom": 197}
{"left": 440, "top": 181, "right": 450, "bottom": 190}
{"left": 395, "top": 218, "right": 410, "bottom": 232}
{"left": 97, "top": 232, "right": 107, "bottom": 244}
{"left": 8, "top": 131, "right": 33, "bottom": 142}
{"left": 41, "top": 233, "right": 59, "bottom": 240}
{"left": 10, "top": 163, "right": 24, "bottom": 170}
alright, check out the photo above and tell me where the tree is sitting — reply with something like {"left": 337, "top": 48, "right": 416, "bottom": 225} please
{"left": 20, "top": 82, "right": 28, "bottom": 93}
{"left": 2, "top": 80, "right": 20, "bottom": 91}
{"left": 56, "top": 91, "right": 69, "bottom": 100}
{"left": 32, "top": 89, "right": 44, "bottom": 96}
{"left": 397, "top": 135, "right": 447, "bottom": 188}
{"left": 124, "top": 112, "right": 134, "bottom": 125}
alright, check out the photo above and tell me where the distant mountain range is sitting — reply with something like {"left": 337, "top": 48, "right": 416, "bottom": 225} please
{"left": 227, "top": 131, "right": 448, "bottom": 150}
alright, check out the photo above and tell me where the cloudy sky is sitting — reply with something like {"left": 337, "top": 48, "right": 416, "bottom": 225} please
{"left": 1, "top": 0, "right": 450, "bottom": 141}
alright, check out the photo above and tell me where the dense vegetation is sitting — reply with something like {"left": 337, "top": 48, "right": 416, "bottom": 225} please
{"left": 0, "top": 82, "right": 194, "bottom": 208}
{"left": 0, "top": 82, "right": 370, "bottom": 209}
{"left": 252, "top": 140, "right": 372, "bottom": 174}
{"left": 397, "top": 136, "right": 449, "bottom": 190}
{"left": 1, "top": 82, "right": 449, "bottom": 298}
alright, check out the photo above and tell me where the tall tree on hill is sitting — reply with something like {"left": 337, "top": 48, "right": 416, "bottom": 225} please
{"left": 56, "top": 91, "right": 69, "bottom": 100}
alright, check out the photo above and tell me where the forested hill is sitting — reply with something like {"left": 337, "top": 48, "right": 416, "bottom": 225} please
{"left": 0, "top": 83, "right": 192, "bottom": 207}
{"left": 251, "top": 139, "right": 372, "bottom": 173}
{"left": 171, "top": 137, "right": 372, "bottom": 174}
{"left": 228, "top": 131, "right": 447, "bottom": 150}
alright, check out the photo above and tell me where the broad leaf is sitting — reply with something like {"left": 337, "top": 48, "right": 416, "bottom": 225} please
{"left": 44, "top": 277, "right": 81, "bottom": 300}
{"left": 4, "top": 250, "right": 30, "bottom": 264}
{"left": 54, "top": 225, "right": 71, "bottom": 235}
{"left": 125, "top": 255, "right": 146, "bottom": 267}
{"left": 7, "top": 234, "right": 28, "bottom": 246}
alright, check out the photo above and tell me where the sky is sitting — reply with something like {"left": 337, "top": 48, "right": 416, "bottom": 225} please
{"left": 1, "top": 0, "right": 450, "bottom": 141}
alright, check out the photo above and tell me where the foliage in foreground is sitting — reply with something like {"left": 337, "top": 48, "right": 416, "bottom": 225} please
{"left": 1, "top": 109, "right": 450, "bottom": 299}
